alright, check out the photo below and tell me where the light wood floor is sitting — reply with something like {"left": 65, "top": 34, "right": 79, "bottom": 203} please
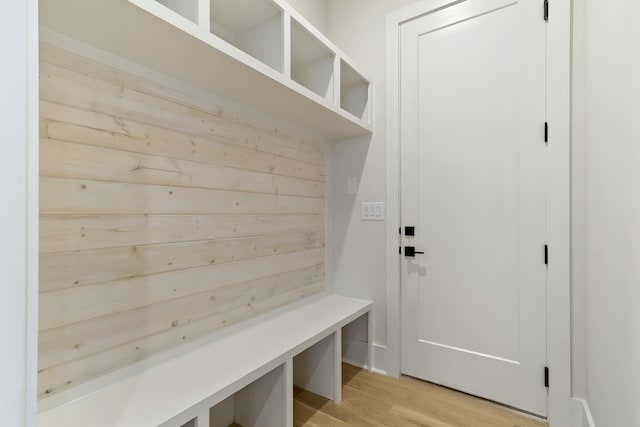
{"left": 293, "top": 363, "right": 547, "bottom": 427}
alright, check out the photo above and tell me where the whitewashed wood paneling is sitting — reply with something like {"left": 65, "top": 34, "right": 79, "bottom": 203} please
{"left": 38, "top": 43, "right": 326, "bottom": 397}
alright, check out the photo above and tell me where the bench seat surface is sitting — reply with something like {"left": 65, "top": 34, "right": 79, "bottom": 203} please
{"left": 38, "top": 294, "right": 372, "bottom": 427}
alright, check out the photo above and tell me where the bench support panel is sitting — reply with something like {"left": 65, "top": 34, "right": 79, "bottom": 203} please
{"left": 341, "top": 312, "right": 372, "bottom": 370}
{"left": 293, "top": 331, "right": 342, "bottom": 403}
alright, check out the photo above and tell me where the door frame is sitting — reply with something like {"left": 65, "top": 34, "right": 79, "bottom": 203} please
{"left": 385, "top": 0, "right": 571, "bottom": 425}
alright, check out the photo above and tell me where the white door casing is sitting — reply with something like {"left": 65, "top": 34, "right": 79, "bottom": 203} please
{"left": 400, "top": 0, "right": 547, "bottom": 416}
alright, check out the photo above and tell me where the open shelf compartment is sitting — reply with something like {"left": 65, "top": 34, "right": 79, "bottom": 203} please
{"left": 155, "top": 0, "right": 198, "bottom": 23}
{"left": 340, "top": 59, "right": 370, "bottom": 121}
{"left": 293, "top": 332, "right": 341, "bottom": 402}
{"left": 209, "top": 363, "right": 288, "bottom": 427}
{"left": 290, "top": 19, "right": 336, "bottom": 103}
{"left": 210, "top": 0, "right": 284, "bottom": 72}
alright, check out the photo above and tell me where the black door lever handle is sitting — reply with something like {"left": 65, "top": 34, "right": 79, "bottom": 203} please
{"left": 404, "top": 246, "right": 424, "bottom": 257}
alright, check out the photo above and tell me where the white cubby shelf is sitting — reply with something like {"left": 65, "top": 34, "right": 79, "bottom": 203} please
{"left": 210, "top": 0, "right": 284, "bottom": 73}
{"left": 39, "top": 0, "right": 372, "bottom": 140}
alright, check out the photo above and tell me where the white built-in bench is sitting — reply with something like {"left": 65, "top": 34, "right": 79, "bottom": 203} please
{"left": 37, "top": 294, "right": 372, "bottom": 427}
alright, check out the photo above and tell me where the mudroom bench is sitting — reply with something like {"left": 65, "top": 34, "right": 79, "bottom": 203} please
{"left": 37, "top": 294, "right": 372, "bottom": 427}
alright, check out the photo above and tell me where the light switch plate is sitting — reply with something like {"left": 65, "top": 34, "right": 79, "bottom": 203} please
{"left": 362, "top": 202, "right": 385, "bottom": 221}
{"left": 347, "top": 177, "right": 358, "bottom": 194}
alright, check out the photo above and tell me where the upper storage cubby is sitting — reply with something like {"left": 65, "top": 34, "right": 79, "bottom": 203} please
{"left": 210, "top": 0, "right": 283, "bottom": 72}
{"left": 291, "top": 20, "right": 335, "bottom": 103}
{"left": 340, "top": 59, "right": 370, "bottom": 121}
{"left": 40, "top": 0, "right": 372, "bottom": 139}
{"left": 155, "top": 0, "right": 198, "bottom": 23}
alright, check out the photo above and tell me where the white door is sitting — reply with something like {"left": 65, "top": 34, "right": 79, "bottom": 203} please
{"left": 400, "top": 0, "right": 548, "bottom": 416}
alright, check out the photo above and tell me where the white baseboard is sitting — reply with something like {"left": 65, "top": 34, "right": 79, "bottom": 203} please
{"left": 372, "top": 343, "right": 390, "bottom": 376}
{"left": 341, "top": 341, "right": 390, "bottom": 377}
{"left": 571, "top": 398, "right": 596, "bottom": 427}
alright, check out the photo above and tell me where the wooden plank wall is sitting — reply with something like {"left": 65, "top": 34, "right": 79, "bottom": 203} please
{"left": 38, "top": 43, "right": 326, "bottom": 398}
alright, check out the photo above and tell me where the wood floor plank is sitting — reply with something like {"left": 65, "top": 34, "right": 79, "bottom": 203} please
{"left": 293, "top": 364, "right": 548, "bottom": 427}
{"left": 294, "top": 400, "right": 352, "bottom": 427}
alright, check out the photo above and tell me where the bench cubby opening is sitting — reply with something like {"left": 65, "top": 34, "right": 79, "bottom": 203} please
{"left": 179, "top": 418, "right": 197, "bottom": 427}
{"left": 210, "top": 0, "right": 284, "bottom": 72}
{"left": 209, "top": 363, "right": 288, "bottom": 427}
{"left": 293, "top": 331, "right": 341, "bottom": 403}
{"left": 341, "top": 312, "right": 371, "bottom": 369}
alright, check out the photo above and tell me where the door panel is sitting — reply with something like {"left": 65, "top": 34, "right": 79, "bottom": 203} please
{"left": 400, "top": 0, "right": 547, "bottom": 416}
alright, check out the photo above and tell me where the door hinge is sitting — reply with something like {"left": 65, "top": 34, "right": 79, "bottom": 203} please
{"left": 544, "top": 245, "right": 549, "bottom": 265}
{"left": 399, "top": 246, "right": 402, "bottom": 255}
{"left": 544, "top": 366, "right": 550, "bottom": 388}
{"left": 544, "top": 0, "right": 549, "bottom": 21}
{"left": 544, "top": 122, "right": 549, "bottom": 143}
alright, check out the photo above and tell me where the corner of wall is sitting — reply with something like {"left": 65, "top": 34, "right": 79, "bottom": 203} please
{"left": 572, "top": 398, "right": 596, "bottom": 427}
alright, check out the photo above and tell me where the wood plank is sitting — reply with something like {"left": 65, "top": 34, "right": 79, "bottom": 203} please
{"left": 39, "top": 42, "right": 328, "bottom": 159}
{"left": 39, "top": 61, "right": 326, "bottom": 167}
{"left": 38, "top": 282, "right": 324, "bottom": 397}
{"left": 40, "top": 214, "right": 325, "bottom": 253}
{"left": 39, "top": 264, "right": 325, "bottom": 370}
{"left": 40, "top": 104, "right": 325, "bottom": 183}
{"left": 38, "top": 45, "right": 328, "bottom": 400}
{"left": 39, "top": 248, "right": 325, "bottom": 330}
{"left": 294, "top": 400, "right": 350, "bottom": 427}
{"left": 40, "top": 231, "right": 324, "bottom": 292}
{"left": 294, "top": 387, "right": 386, "bottom": 427}
{"left": 293, "top": 364, "right": 548, "bottom": 427}
{"left": 41, "top": 138, "right": 325, "bottom": 198}
{"left": 40, "top": 177, "right": 325, "bottom": 215}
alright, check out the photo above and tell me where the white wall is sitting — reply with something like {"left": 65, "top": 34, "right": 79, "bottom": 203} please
{"left": 0, "top": 0, "right": 38, "bottom": 426}
{"left": 325, "top": 0, "right": 417, "bottom": 371}
{"left": 571, "top": 0, "right": 588, "bottom": 401}
{"left": 579, "top": 1, "right": 640, "bottom": 425}
{"left": 285, "top": 0, "right": 327, "bottom": 33}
